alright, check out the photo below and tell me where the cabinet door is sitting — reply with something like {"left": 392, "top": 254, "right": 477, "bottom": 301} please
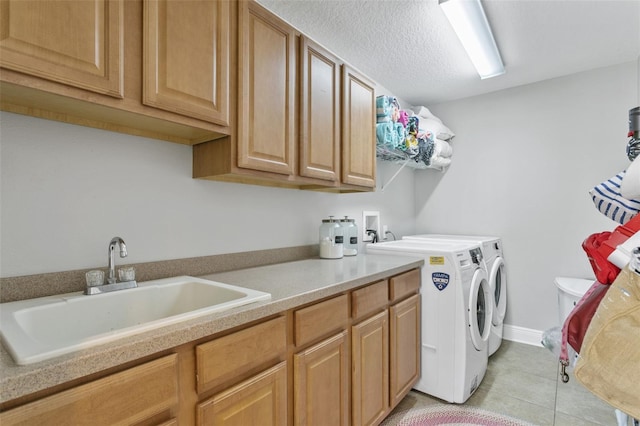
{"left": 196, "top": 316, "right": 286, "bottom": 395}
{"left": 341, "top": 65, "right": 376, "bottom": 188}
{"left": 294, "top": 294, "right": 349, "bottom": 347}
{"left": 390, "top": 269, "right": 421, "bottom": 302}
{"left": 197, "top": 361, "right": 287, "bottom": 426}
{"left": 299, "top": 36, "right": 340, "bottom": 182}
{"left": 0, "top": 355, "right": 178, "bottom": 426}
{"left": 390, "top": 293, "right": 421, "bottom": 407}
{"left": 0, "top": 0, "right": 123, "bottom": 97}
{"left": 294, "top": 331, "right": 349, "bottom": 426}
{"left": 237, "top": 1, "right": 296, "bottom": 175}
{"left": 351, "top": 280, "right": 388, "bottom": 322}
{"left": 144, "top": 0, "right": 230, "bottom": 126}
{"left": 352, "top": 310, "right": 389, "bottom": 426}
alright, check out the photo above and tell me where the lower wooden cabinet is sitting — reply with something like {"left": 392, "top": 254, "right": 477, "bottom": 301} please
{"left": 194, "top": 316, "right": 287, "bottom": 425}
{"left": 195, "top": 316, "right": 287, "bottom": 394}
{"left": 0, "top": 354, "right": 179, "bottom": 426}
{"left": 1, "top": 268, "right": 421, "bottom": 426}
{"left": 350, "top": 270, "right": 420, "bottom": 426}
{"left": 294, "top": 331, "right": 349, "bottom": 425}
{"left": 352, "top": 310, "right": 389, "bottom": 426}
{"left": 197, "top": 361, "right": 287, "bottom": 426}
{"left": 390, "top": 293, "right": 421, "bottom": 407}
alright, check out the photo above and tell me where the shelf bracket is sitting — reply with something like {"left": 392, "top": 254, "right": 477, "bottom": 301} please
{"left": 380, "top": 159, "right": 411, "bottom": 192}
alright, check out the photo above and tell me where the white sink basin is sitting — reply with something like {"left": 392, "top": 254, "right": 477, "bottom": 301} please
{"left": 0, "top": 276, "right": 271, "bottom": 365}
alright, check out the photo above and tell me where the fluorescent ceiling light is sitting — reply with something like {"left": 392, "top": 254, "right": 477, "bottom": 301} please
{"left": 440, "top": 0, "right": 505, "bottom": 79}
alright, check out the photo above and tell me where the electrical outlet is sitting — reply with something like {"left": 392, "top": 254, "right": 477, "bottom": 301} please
{"left": 362, "top": 211, "right": 381, "bottom": 242}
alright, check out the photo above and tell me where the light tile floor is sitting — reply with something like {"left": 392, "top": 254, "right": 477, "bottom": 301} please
{"left": 385, "top": 340, "right": 623, "bottom": 426}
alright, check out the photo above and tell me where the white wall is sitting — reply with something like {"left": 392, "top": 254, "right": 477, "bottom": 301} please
{"left": 0, "top": 112, "right": 416, "bottom": 277}
{"left": 4, "top": 63, "right": 636, "bottom": 334}
{"left": 414, "top": 61, "right": 638, "bottom": 332}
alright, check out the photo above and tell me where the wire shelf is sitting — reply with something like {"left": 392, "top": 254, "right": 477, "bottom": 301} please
{"left": 376, "top": 145, "right": 448, "bottom": 191}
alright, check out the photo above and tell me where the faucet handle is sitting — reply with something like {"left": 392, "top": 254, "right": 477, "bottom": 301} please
{"left": 118, "top": 266, "right": 135, "bottom": 282}
{"left": 85, "top": 270, "right": 105, "bottom": 287}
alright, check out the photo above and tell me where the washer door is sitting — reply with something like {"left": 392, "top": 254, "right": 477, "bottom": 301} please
{"left": 489, "top": 257, "right": 507, "bottom": 326}
{"left": 469, "top": 269, "right": 492, "bottom": 351}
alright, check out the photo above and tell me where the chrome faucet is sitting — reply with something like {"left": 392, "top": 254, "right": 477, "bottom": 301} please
{"left": 107, "top": 237, "right": 128, "bottom": 284}
{"left": 85, "top": 237, "right": 137, "bottom": 295}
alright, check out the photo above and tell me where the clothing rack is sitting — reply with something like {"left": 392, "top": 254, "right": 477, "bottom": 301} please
{"left": 375, "top": 96, "right": 453, "bottom": 191}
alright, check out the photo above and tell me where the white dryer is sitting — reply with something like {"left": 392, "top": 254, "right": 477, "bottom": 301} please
{"left": 366, "top": 240, "right": 492, "bottom": 403}
{"left": 403, "top": 234, "right": 507, "bottom": 356}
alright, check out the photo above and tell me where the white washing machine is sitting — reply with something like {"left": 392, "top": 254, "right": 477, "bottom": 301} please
{"left": 366, "top": 240, "right": 492, "bottom": 403}
{"left": 403, "top": 234, "right": 507, "bottom": 356}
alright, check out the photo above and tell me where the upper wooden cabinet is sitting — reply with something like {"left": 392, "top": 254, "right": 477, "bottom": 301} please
{"left": 342, "top": 66, "right": 376, "bottom": 188}
{"left": 0, "top": 0, "right": 124, "bottom": 98}
{"left": 299, "top": 36, "right": 341, "bottom": 182}
{"left": 236, "top": 0, "right": 296, "bottom": 176}
{"left": 193, "top": 1, "right": 376, "bottom": 192}
{"left": 1, "top": 0, "right": 376, "bottom": 190}
{"left": 0, "top": 0, "right": 231, "bottom": 144}
{"left": 143, "top": 0, "right": 230, "bottom": 126}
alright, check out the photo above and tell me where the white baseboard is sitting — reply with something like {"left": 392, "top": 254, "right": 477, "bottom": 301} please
{"left": 502, "top": 324, "right": 544, "bottom": 347}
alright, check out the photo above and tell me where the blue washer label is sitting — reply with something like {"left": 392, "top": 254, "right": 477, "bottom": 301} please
{"left": 432, "top": 272, "right": 450, "bottom": 291}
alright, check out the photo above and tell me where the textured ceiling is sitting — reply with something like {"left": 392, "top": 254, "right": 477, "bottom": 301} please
{"left": 256, "top": 0, "right": 640, "bottom": 107}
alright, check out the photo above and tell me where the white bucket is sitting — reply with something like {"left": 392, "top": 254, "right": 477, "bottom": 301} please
{"left": 554, "top": 277, "right": 595, "bottom": 324}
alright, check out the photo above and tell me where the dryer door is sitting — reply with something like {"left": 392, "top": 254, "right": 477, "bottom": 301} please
{"left": 469, "top": 269, "right": 492, "bottom": 351}
{"left": 489, "top": 256, "right": 507, "bottom": 326}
